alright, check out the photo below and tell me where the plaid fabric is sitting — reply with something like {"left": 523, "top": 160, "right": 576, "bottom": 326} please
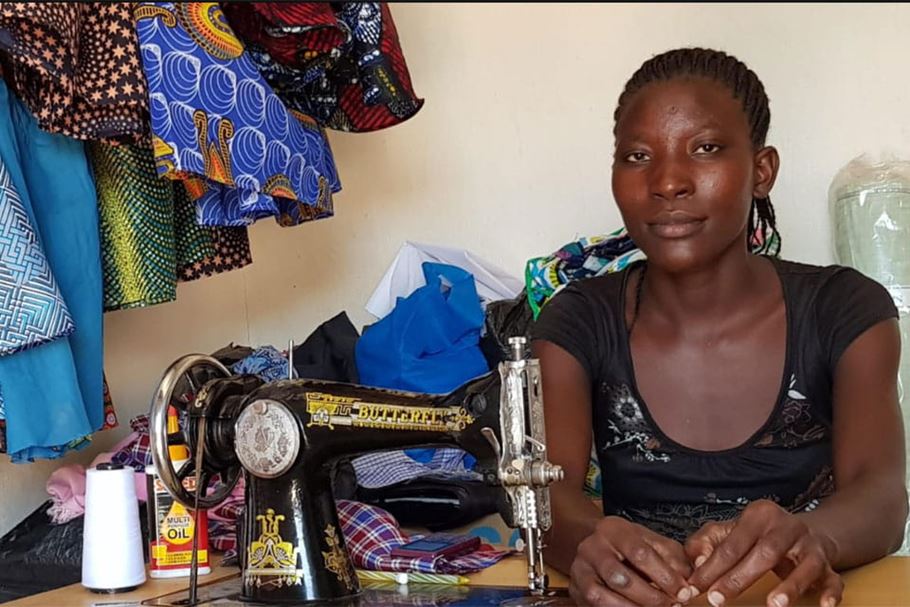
{"left": 110, "top": 414, "right": 151, "bottom": 471}
{"left": 352, "top": 448, "right": 480, "bottom": 489}
{"left": 338, "top": 499, "right": 510, "bottom": 573}
{"left": 209, "top": 496, "right": 509, "bottom": 574}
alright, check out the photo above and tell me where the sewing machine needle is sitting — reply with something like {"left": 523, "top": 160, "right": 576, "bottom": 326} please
{"left": 188, "top": 416, "right": 207, "bottom": 606}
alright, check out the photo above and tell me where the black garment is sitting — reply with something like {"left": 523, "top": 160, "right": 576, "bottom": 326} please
{"left": 531, "top": 257, "right": 899, "bottom": 541}
{"left": 356, "top": 479, "right": 501, "bottom": 532}
{"left": 293, "top": 311, "right": 360, "bottom": 384}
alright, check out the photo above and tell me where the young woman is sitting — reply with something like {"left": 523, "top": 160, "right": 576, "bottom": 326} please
{"left": 532, "top": 48, "right": 906, "bottom": 607}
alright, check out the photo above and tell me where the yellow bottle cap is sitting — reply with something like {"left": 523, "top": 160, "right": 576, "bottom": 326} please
{"left": 169, "top": 444, "right": 190, "bottom": 461}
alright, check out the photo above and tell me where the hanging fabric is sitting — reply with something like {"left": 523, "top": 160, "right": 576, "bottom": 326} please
{"left": 90, "top": 143, "right": 253, "bottom": 312}
{"left": 173, "top": 185, "right": 253, "bottom": 281}
{"left": 133, "top": 2, "right": 341, "bottom": 227}
{"left": 223, "top": 3, "right": 424, "bottom": 132}
{"left": 0, "top": 2, "right": 148, "bottom": 141}
{"left": 0, "top": 79, "right": 104, "bottom": 462}
{"left": 91, "top": 142, "right": 177, "bottom": 311}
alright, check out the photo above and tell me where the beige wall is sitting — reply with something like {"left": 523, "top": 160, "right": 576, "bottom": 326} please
{"left": 2, "top": 2, "right": 910, "bottom": 536}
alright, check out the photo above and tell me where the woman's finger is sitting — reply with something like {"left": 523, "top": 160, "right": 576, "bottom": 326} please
{"left": 592, "top": 554, "right": 678, "bottom": 606}
{"left": 613, "top": 535, "right": 692, "bottom": 603}
{"left": 703, "top": 526, "right": 804, "bottom": 606}
{"left": 570, "top": 559, "right": 639, "bottom": 607}
{"left": 817, "top": 569, "right": 844, "bottom": 607}
{"left": 650, "top": 536, "right": 694, "bottom": 579}
{"left": 764, "top": 550, "right": 829, "bottom": 607}
{"left": 686, "top": 521, "right": 732, "bottom": 568}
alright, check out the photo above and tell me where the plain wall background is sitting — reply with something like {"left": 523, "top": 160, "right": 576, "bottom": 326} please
{"left": 2, "top": 2, "right": 909, "bottom": 536}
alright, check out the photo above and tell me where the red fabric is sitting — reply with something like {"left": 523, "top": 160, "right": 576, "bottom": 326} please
{"left": 223, "top": 2, "right": 423, "bottom": 133}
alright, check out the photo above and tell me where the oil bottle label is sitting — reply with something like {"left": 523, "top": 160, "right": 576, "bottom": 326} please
{"left": 161, "top": 501, "right": 194, "bottom": 546}
{"left": 148, "top": 468, "right": 209, "bottom": 573}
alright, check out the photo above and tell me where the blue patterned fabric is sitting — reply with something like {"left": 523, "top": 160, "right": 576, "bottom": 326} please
{"left": 134, "top": 2, "right": 341, "bottom": 227}
{"left": 0, "top": 162, "right": 74, "bottom": 356}
{"left": 232, "top": 345, "right": 296, "bottom": 383}
{"left": 0, "top": 79, "right": 102, "bottom": 462}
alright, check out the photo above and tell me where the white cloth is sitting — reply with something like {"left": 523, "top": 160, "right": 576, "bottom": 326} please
{"left": 366, "top": 242, "right": 523, "bottom": 319}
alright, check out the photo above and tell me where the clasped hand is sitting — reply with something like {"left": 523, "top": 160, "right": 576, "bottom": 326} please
{"left": 569, "top": 500, "right": 842, "bottom": 607}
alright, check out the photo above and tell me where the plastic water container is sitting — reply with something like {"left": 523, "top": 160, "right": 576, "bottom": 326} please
{"left": 830, "top": 155, "right": 910, "bottom": 553}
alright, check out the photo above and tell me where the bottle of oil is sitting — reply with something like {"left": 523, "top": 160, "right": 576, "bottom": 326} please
{"left": 146, "top": 407, "right": 211, "bottom": 578}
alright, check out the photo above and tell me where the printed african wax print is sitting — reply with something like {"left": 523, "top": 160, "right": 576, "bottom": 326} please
{"left": 223, "top": 3, "right": 423, "bottom": 132}
{"left": 0, "top": 2, "right": 147, "bottom": 141}
{"left": 134, "top": 2, "right": 340, "bottom": 227}
{"left": 91, "top": 142, "right": 254, "bottom": 311}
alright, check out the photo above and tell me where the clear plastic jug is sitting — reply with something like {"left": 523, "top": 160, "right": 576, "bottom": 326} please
{"left": 830, "top": 154, "right": 910, "bottom": 553}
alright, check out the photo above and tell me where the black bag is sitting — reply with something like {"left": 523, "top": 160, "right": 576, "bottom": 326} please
{"left": 0, "top": 500, "right": 149, "bottom": 603}
{"left": 355, "top": 479, "right": 499, "bottom": 531}
{"left": 479, "top": 291, "right": 534, "bottom": 367}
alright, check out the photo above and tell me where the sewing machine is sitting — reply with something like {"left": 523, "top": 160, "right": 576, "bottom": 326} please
{"left": 148, "top": 337, "right": 565, "bottom": 606}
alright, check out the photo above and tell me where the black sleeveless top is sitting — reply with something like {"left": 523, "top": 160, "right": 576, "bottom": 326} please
{"left": 531, "top": 258, "right": 898, "bottom": 541}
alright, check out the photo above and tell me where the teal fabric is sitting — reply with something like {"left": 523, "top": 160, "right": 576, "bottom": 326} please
{"left": 0, "top": 80, "right": 103, "bottom": 461}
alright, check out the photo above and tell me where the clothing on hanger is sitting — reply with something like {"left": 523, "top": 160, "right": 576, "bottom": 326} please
{"left": 91, "top": 142, "right": 253, "bottom": 312}
{"left": 0, "top": 80, "right": 105, "bottom": 462}
{"left": 0, "top": 2, "right": 148, "bottom": 141}
{"left": 223, "top": 2, "right": 423, "bottom": 133}
{"left": 134, "top": 1, "right": 340, "bottom": 227}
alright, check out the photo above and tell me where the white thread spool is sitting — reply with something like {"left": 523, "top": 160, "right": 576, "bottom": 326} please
{"left": 81, "top": 463, "right": 146, "bottom": 593}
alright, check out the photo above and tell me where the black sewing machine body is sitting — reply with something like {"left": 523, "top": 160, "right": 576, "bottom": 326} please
{"left": 150, "top": 338, "right": 561, "bottom": 606}
{"left": 196, "top": 373, "right": 501, "bottom": 603}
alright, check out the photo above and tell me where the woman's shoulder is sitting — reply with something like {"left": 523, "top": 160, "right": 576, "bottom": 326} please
{"left": 771, "top": 257, "right": 898, "bottom": 368}
{"left": 769, "top": 256, "right": 894, "bottom": 305}
{"left": 553, "top": 260, "right": 640, "bottom": 303}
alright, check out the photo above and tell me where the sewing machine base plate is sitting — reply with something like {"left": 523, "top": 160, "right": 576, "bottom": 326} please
{"left": 139, "top": 574, "right": 573, "bottom": 606}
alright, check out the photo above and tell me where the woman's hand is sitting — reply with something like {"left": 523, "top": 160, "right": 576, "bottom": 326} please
{"left": 569, "top": 516, "right": 696, "bottom": 606}
{"left": 686, "top": 500, "right": 843, "bottom": 607}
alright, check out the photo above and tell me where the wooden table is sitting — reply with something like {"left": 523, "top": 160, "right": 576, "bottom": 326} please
{"left": 6, "top": 555, "right": 909, "bottom": 606}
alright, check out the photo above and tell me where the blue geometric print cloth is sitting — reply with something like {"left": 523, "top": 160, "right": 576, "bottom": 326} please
{"left": 0, "top": 161, "right": 74, "bottom": 355}
{"left": 0, "top": 79, "right": 101, "bottom": 462}
{"left": 134, "top": 2, "right": 341, "bottom": 227}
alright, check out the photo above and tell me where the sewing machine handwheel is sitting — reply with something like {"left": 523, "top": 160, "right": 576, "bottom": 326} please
{"left": 149, "top": 354, "right": 239, "bottom": 510}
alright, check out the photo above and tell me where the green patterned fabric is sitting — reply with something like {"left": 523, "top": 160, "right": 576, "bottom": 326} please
{"left": 91, "top": 143, "right": 254, "bottom": 311}
{"left": 173, "top": 181, "right": 216, "bottom": 269}
{"left": 91, "top": 143, "right": 177, "bottom": 311}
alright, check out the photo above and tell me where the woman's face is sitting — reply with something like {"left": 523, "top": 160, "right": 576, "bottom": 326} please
{"left": 612, "top": 77, "right": 775, "bottom": 273}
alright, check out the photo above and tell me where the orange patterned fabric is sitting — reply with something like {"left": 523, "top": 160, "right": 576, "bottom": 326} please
{"left": 0, "top": 2, "right": 148, "bottom": 141}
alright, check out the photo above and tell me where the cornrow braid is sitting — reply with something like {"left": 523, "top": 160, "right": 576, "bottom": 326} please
{"left": 614, "top": 48, "right": 781, "bottom": 256}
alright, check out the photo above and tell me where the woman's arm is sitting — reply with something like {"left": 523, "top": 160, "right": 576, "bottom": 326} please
{"left": 686, "top": 318, "right": 907, "bottom": 607}
{"left": 533, "top": 339, "right": 602, "bottom": 573}
{"left": 535, "top": 339, "right": 694, "bottom": 606}
{"left": 799, "top": 316, "right": 907, "bottom": 567}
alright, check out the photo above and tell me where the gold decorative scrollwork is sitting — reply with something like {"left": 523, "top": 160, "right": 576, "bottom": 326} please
{"left": 243, "top": 508, "right": 303, "bottom": 589}
{"left": 322, "top": 524, "right": 356, "bottom": 591}
{"left": 305, "top": 392, "right": 475, "bottom": 432}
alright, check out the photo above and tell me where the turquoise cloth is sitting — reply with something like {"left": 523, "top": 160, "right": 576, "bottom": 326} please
{"left": 0, "top": 80, "right": 103, "bottom": 462}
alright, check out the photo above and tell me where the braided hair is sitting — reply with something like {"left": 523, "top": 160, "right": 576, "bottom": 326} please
{"left": 613, "top": 48, "right": 781, "bottom": 256}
